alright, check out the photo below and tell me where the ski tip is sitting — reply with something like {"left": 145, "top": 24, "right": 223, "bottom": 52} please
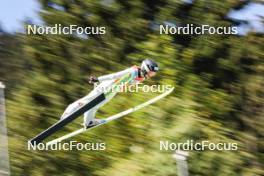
{"left": 164, "top": 87, "right": 175, "bottom": 94}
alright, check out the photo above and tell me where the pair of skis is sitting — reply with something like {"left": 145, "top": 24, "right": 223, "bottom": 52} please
{"left": 30, "top": 87, "right": 174, "bottom": 146}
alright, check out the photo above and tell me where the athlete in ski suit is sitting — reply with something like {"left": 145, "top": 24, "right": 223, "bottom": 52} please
{"left": 60, "top": 59, "right": 159, "bottom": 128}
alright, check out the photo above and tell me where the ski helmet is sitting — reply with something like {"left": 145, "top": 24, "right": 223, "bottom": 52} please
{"left": 141, "top": 59, "right": 159, "bottom": 76}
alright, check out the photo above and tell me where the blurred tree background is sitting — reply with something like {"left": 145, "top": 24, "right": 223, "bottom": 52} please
{"left": 0, "top": 0, "right": 263, "bottom": 175}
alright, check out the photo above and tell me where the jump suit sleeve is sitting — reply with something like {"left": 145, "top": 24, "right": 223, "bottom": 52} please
{"left": 98, "top": 68, "right": 132, "bottom": 82}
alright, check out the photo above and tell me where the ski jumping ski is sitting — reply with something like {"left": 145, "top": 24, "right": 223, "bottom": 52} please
{"left": 46, "top": 87, "right": 174, "bottom": 146}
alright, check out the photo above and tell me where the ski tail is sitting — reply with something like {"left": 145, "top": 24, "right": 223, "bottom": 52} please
{"left": 29, "top": 93, "right": 106, "bottom": 145}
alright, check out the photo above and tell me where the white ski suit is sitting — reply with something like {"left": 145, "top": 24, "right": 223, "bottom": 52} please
{"left": 60, "top": 66, "right": 144, "bottom": 126}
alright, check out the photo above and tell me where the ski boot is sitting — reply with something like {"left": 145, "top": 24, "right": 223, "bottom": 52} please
{"left": 84, "top": 119, "right": 101, "bottom": 129}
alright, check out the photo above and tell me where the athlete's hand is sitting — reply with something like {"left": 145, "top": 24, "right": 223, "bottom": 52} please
{"left": 88, "top": 76, "right": 99, "bottom": 84}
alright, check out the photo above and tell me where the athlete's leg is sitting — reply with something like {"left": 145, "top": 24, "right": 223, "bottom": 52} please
{"left": 60, "top": 79, "right": 115, "bottom": 122}
{"left": 83, "top": 108, "right": 97, "bottom": 127}
{"left": 60, "top": 102, "right": 80, "bottom": 120}
{"left": 60, "top": 86, "right": 103, "bottom": 120}
{"left": 83, "top": 101, "right": 106, "bottom": 127}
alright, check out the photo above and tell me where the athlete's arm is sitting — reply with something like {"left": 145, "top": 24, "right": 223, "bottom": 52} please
{"left": 98, "top": 68, "right": 132, "bottom": 82}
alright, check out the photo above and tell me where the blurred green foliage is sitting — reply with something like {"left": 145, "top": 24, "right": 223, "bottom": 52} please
{"left": 0, "top": 0, "right": 263, "bottom": 175}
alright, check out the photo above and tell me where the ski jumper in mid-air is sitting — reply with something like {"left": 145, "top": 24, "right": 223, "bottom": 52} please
{"left": 60, "top": 59, "right": 159, "bottom": 128}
